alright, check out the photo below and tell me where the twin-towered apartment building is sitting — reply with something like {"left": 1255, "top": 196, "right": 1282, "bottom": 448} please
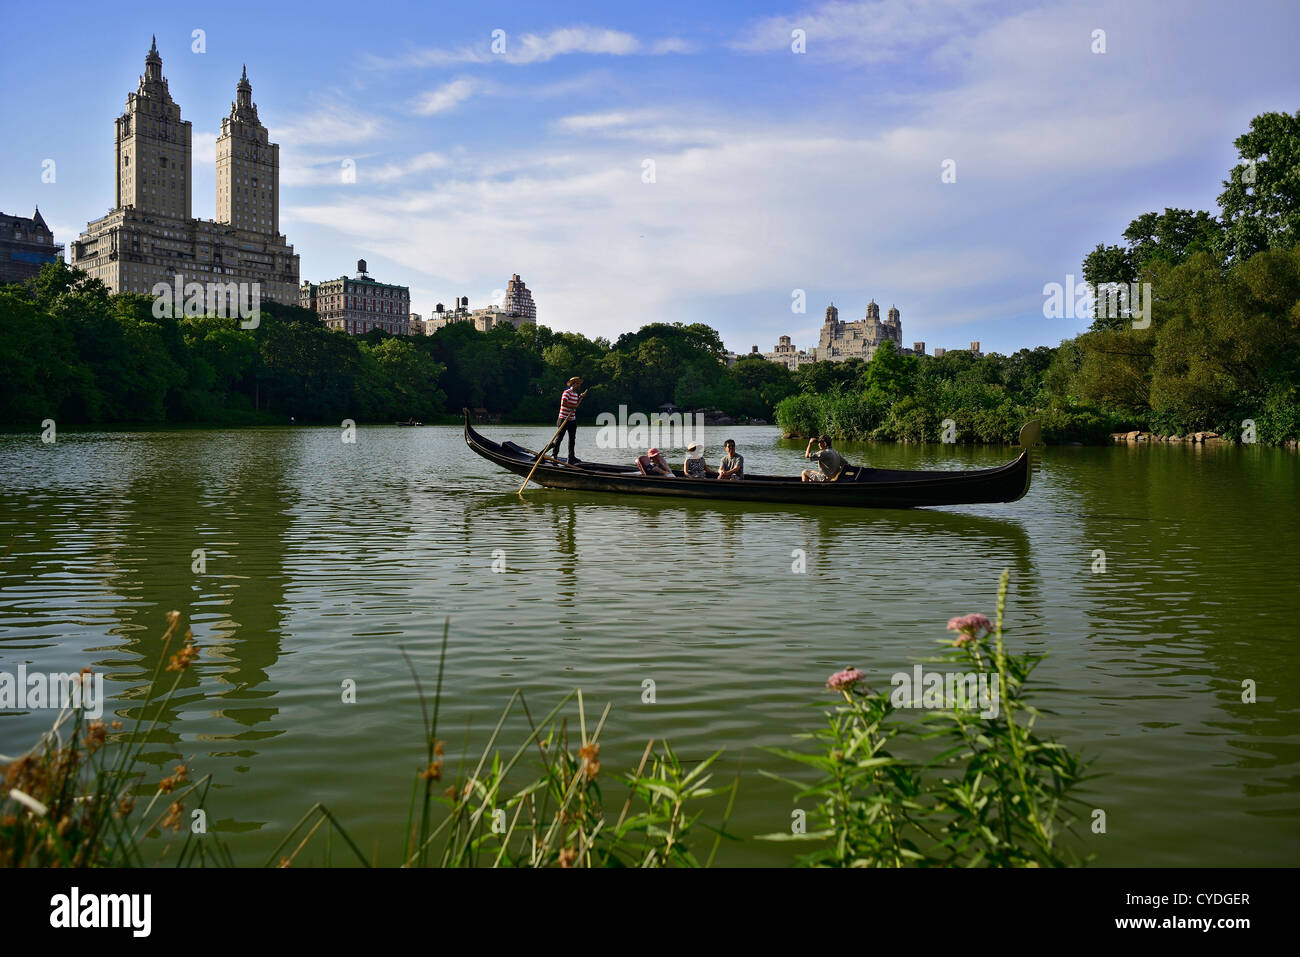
{"left": 66, "top": 38, "right": 534, "bottom": 338}
{"left": 71, "top": 38, "right": 300, "bottom": 305}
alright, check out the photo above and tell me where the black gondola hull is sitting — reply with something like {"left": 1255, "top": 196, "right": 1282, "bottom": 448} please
{"left": 465, "top": 411, "right": 1033, "bottom": 508}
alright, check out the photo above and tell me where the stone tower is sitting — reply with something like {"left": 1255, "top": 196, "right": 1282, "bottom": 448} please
{"left": 824, "top": 303, "right": 839, "bottom": 325}
{"left": 216, "top": 65, "right": 279, "bottom": 234}
{"left": 888, "top": 304, "right": 900, "bottom": 324}
{"left": 114, "top": 37, "right": 192, "bottom": 220}
{"left": 866, "top": 299, "right": 880, "bottom": 320}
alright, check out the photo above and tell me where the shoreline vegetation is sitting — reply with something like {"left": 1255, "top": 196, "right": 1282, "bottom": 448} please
{"left": 1, "top": 575, "right": 1092, "bottom": 868}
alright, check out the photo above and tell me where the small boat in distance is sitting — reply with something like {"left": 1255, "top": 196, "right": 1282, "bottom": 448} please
{"left": 464, "top": 409, "right": 1039, "bottom": 509}
{"left": 396, "top": 419, "right": 424, "bottom": 426}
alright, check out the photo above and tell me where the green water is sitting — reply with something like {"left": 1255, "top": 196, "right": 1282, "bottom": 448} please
{"left": 1, "top": 425, "right": 1296, "bottom": 866}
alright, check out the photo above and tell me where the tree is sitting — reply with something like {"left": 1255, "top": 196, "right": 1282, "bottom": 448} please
{"left": 864, "top": 340, "right": 918, "bottom": 397}
{"left": 728, "top": 355, "right": 797, "bottom": 417}
{"left": 1217, "top": 110, "right": 1300, "bottom": 264}
{"left": 367, "top": 338, "right": 446, "bottom": 419}
{"left": 1081, "top": 244, "right": 1137, "bottom": 331}
{"left": 1123, "top": 208, "right": 1223, "bottom": 269}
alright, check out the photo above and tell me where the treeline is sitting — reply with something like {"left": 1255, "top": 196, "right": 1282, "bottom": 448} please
{"left": 1, "top": 266, "right": 446, "bottom": 425}
{"left": 0, "top": 265, "right": 795, "bottom": 426}
{"left": 773, "top": 343, "right": 1127, "bottom": 444}
{"left": 776, "top": 110, "right": 1300, "bottom": 446}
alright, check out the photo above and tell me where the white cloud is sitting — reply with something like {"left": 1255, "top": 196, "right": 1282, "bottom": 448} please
{"left": 272, "top": 103, "right": 385, "bottom": 149}
{"left": 650, "top": 37, "right": 695, "bottom": 55}
{"left": 193, "top": 131, "right": 218, "bottom": 167}
{"left": 732, "top": 0, "right": 1004, "bottom": 61}
{"left": 554, "top": 110, "right": 727, "bottom": 147}
{"left": 284, "top": 151, "right": 448, "bottom": 188}
{"left": 411, "top": 78, "right": 478, "bottom": 116}
{"left": 508, "top": 27, "right": 639, "bottom": 64}
{"left": 379, "top": 25, "right": 697, "bottom": 69}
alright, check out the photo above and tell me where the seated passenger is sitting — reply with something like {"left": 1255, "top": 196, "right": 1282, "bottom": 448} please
{"left": 636, "top": 447, "right": 674, "bottom": 476}
{"left": 684, "top": 442, "right": 717, "bottom": 478}
{"left": 801, "top": 434, "right": 848, "bottom": 482}
{"left": 717, "top": 439, "right": 744, "bottom": 481}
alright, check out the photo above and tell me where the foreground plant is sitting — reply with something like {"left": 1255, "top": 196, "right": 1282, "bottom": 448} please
{"left": 762, "top": 570, "right": 1094, "bottom": 867}
{"left": 269, "top": 622, "right": 740, "bottom": 868}
{"left": 0, "top": 612, "right": 229, "bottom": 867}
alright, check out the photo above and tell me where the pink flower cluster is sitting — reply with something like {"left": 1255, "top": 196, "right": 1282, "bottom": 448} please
{"left": 826, "top": 667, "right": 868, "bottom": 692}
{"left": 947, "top": 613, "right": 992, "bottom": 646}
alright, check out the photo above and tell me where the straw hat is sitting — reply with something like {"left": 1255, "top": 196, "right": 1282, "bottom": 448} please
{"left": 686, "top": 442, "right": 704, "bottom": 460}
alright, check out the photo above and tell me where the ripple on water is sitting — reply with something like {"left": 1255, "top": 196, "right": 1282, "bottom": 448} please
{"left": 0, "top": 427, "right": 1296, "bottom": 865}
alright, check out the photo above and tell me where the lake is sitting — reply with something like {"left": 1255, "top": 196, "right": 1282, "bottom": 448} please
{"left": 1, "top": 424, "right": 1296, "bottom": 865}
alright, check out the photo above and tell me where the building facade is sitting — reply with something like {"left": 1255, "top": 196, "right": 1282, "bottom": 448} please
{"left": 299, "top": 260, "right": 410, "bottom": 335}
{"left": 501, "top": 273, "right": 536, "bottom": 320}
{"left": 1, "top": 208, "right": 63, "bottom": 283}
{"left": 930, "top": 342, "right": 982, "bottom": 358}
{"left": 814, "top": 300, "right": 902, "bottom": 362}
{"left": 418, "top": 276, "right": 540, "bottom": 335}
{"left": 764, "top": 335, "right": 816, "bottom": 370}
{"left": 71, "top": 39, "right": 299, "bottom": 305}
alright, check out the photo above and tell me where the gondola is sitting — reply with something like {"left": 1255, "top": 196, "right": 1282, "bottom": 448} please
{"left": 465, "top": 409, "right": 1039, "bottom": 508}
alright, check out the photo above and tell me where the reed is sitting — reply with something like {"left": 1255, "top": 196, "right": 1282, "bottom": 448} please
{"left": 271, "top": 620, "right": 741, "bottom": 868}
{"left": 0, "top": 611, "right": 230, "bottom": 867}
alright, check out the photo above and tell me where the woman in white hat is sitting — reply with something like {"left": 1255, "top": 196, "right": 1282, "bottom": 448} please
{"left": 683, "top": 442, "right": 717, "bottom": 479}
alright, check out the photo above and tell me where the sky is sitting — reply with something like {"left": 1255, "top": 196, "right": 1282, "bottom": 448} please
{"left": 2, "top": 0, "right": 1296, "bottom": 356}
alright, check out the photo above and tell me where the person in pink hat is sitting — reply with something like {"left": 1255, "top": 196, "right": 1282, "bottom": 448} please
{"left": 636, "top": 447, "right": 674, "bottom": 476}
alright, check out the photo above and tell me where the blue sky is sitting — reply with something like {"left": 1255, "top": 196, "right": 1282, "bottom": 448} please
{"left": 3, "top": 0, "right": 1296, "bottom": 355}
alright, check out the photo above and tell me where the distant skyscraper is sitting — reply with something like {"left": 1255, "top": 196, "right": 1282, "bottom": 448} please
{"left": 71, "top": 39, "right": 299, "bottom": 304}
{"left": 216, "top": 66, "right": 279, "bottom": 234}
{"left": 501, "top": 273, "right": 537, "bottom": 320}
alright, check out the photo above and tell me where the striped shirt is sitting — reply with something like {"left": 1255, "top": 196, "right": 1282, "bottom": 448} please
{"left": 558, "top": 387, "right": 581, "bottom": 420}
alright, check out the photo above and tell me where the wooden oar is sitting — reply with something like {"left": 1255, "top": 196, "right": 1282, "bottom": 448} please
{"left": 518, "top": 392, "right": 585, "bottom": 495}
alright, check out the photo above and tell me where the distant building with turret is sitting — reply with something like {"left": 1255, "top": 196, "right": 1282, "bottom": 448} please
{"left": 1, "top": 208, "right": 63, "bottom": 283}
{"left": 815, "top": 300, "right": 902, "bottom": 361}
{"left": 764, "top": 335, "right": 816, "bottom": 370}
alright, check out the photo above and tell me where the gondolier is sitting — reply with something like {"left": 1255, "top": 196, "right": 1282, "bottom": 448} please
{"left": 543, "top": 376, "right": 587, "bottom": 464}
